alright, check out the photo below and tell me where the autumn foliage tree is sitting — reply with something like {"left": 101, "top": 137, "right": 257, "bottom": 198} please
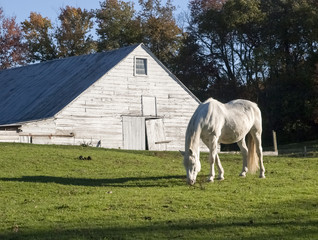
{"left": 138, "top": 0, "right": 182, "bottom": 66}
{"left": 96, "top": 0, "right": 182, "bottom": 66}
{"left": 56, "top": 6, "right": 96, "bottom": 57}
{"left": 22, "top": 12, "right": 56, "bottom": 62}
{"left": 0, "top": 7, "right": 26, "bottom": 69}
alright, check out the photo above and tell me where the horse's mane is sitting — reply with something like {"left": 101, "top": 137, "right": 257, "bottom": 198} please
{"left": 185, "top": 98, "right": 219, "bottom": 152}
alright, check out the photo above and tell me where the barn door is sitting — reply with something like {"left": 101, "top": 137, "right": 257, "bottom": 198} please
{"left": 145, "top": 118, "right": 167, "bottom": 151}
{"left": 122, "top": 116, "right": 146, "bottom": 150}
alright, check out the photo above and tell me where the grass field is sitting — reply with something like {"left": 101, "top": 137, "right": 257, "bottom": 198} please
{"left": 0, "top": 143, "right": 317, "bottom": 240}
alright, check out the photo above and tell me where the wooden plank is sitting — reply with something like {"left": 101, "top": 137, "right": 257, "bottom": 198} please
{"left": 145, "top": 119, "right": 167, "bottom": 151}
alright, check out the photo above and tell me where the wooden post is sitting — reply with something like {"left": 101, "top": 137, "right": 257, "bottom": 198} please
{"left": 272, "top": 130, "right": 278, "bottom": 153}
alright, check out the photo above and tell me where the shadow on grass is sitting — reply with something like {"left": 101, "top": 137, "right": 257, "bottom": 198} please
{"left": 0, "top": 175, "right": 185, "bottom": 187}
{"left": 1, "top": 218, "right": 317, "bottom": 240}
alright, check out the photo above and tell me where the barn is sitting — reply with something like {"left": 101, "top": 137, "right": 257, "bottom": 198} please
{"left": 0, "top": 43, "right": 202, "bottom": 151}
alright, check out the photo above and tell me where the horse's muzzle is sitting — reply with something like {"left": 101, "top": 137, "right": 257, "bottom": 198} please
{"left": 187, "top": 179, "right": 196, "bottom": 185}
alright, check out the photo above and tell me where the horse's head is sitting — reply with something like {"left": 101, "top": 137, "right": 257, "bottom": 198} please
{"left": 181, "top": 148, "right": 201, "bottom": 185}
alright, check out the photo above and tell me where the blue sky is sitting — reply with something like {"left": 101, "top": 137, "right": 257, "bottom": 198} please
{"left": 0, "top": 0, "right": 190, "bottom": 24}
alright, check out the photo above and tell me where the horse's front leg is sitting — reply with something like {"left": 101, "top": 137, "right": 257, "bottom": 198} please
{"left": 208, "top": 150, "right": 224, "bottom": 181}
{"left": 208, "top": 136, "right": 224, "bottom": 182}
{"left": 207, "top": 151, "right": 215, "bottom": 182}
{"left": 215, "top": 153, "right": 224, "bottom": 180}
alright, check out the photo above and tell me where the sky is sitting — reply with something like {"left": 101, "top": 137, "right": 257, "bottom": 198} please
{"left": 0, "top": 0, "right": 190, "bottom": 25}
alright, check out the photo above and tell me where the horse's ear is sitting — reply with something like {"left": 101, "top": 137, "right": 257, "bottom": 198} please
{"left": 179, "top": 150, "right": 185, "bottom": 156}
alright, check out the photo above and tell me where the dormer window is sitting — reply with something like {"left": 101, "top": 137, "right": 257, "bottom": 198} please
{"left": 135, "top": 57, "right": 147, "bottom": 75}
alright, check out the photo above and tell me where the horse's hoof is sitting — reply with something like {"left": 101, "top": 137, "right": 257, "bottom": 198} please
{"left": 207, "top": 177, "right": 214, "bottom": 182}
{"left": 239, "top": 173, "right": 246, "bottom": 177}
{"left": 259, "top": 175, "right": 266, "bottom": 179}
{"left": 217, "top": 177, "right": 224, "bottom": 181}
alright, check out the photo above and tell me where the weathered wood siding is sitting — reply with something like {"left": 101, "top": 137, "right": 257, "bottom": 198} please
{"left": 12, "top": 45, "right": 201, "bottom": 151}
{"left": 0, "top": 130, "right": 19, "bottom": 142}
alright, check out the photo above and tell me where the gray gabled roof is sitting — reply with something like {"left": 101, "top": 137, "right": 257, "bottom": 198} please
{"left": 0, "top": 44, "right": 139, "bottom": 125}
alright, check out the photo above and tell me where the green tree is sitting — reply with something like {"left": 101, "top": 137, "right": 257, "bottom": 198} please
{"left": 95, "top": 0, "right": 142, "bottom": 51}
{"left": 171, "top": 33, "right": 220, "bottom": 100}
{"left": 56, "top": 6, "right": 96, "bottom": 57}
{"left": 176, "top": 0, "right": 318, "bottom": 143}
{"left": 0, "top": 7, "right": 26, "bottom": 69}
{"left": 139, "top": 0, "right": 182, "bottom": 66}
{"left": 187, "top": 0, "right": 266, "bottom": 100}
{"left": 21, "top": 12, "right": 57, "bottom": 62}
{"left": 259, "top": 0, "right": 318, "bottom": 142}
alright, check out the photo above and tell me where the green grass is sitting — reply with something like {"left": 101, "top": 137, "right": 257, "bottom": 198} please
{"left": 0, "top": 143, "right": 317, "bottom": 240}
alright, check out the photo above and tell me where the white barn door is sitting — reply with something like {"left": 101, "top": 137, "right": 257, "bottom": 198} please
{"left": 145, "top": 118, "right": 167, "bottom": 151}
{"left": 122, "top": 116, "right": 146, "bottom": 150}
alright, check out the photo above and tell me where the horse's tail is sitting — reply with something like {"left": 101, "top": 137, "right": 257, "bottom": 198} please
{"left": 247, "top": 133, "right": 259, "bottom": 174}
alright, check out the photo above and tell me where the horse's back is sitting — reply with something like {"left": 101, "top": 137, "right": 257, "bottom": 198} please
{"left": 188, "top": 98, "right": 262, "bottom": 145}
{"left": 225, "top": 99, "right": 258, "bottom": 110}
{"left": 219, "top": 99, "right": 262, "bottom": 143}
{"left": 225, "top": 99, "right": 261, "bottom": 120}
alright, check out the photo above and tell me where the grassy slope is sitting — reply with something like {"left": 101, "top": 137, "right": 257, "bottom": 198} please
{"left": 0, "top": 143, "right": 317, "bottom": 240}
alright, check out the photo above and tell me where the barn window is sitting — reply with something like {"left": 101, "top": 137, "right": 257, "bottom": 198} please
{"left": 135, "top": 58, "right": 147, "bottom": 75}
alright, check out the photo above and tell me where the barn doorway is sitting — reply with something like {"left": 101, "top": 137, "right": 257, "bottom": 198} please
{"left": 122, "top": 116, "right": 168, "bottom": 150}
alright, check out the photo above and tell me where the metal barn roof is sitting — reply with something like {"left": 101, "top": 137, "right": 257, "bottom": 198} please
{"left": 0, "top": 44, "right": 139, "bottom": 125}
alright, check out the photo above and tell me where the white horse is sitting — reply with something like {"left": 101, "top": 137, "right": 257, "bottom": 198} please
{"left": 182, "top": 98, "right": 265, "bottom": 185}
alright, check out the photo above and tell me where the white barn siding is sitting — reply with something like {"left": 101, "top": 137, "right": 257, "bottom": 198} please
{"left": 0, "top": 131, "right": 19, "bottom": 142}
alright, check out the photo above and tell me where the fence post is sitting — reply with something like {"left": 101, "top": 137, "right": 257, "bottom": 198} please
{"left": 272, "top": 130, "right": 278, "bottom": 153}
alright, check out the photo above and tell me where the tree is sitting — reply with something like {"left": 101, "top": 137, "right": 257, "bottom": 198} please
{"left": 95, "top": 0, "right": 182, "bottom": 66}
{"left": 138, "top": 0, "right": 182, "bottom": 66}
{"left": 22, "top": 12, "right": 57, "bottom": 62}
{"left": 171, "top": 33, "right": 220, "bottom": 101}
{"left": 56, "top": 6, "right": 96, "bottom": 57}
{"left": 258, "top": 0, "right": 318, "bottom": 142}
{"left": 187, "top": 0, "right": 266, "bottom": 99}
{"left": 95, "top": 0, "right": 142, "bottom": 51}
{"left": 174, "top": 0, "right": 318, "bottom": 143}
{"left": 0, "top": 7, "right": 26, "bottom": 69}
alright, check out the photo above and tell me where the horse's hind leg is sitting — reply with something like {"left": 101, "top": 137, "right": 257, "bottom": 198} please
{"left": 253, "top": 131, "right": 265, "bottom": 178}
{"left": 237, "top": 138, "right": 248, "bottom": 177}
